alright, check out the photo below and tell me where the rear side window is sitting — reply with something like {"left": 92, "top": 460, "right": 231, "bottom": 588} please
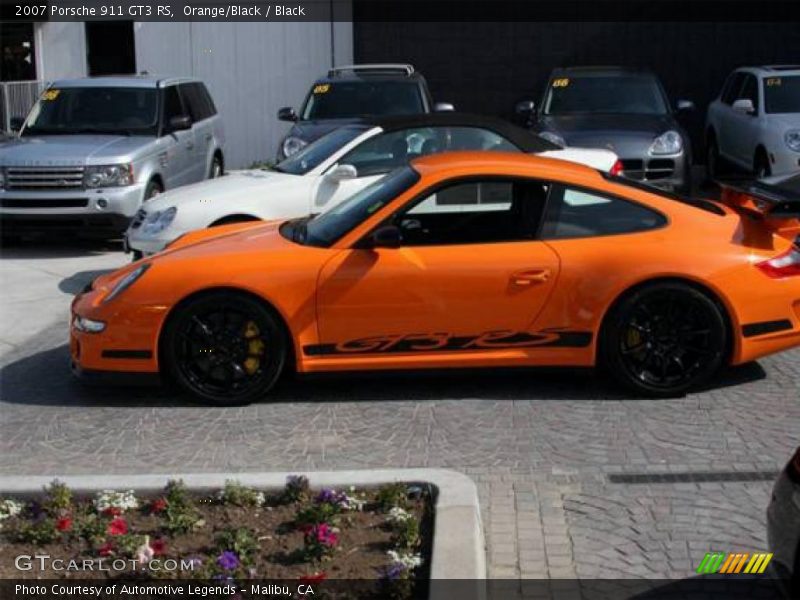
{"left": 162, "top": 85, "right": 185, "bottom": 122}
{"left": 179, "top": 82, "right": 216, "bottom": 121}
{"left": 540, "top": 185, "right": 666, "bottom": 239}
{"left": 721, "top": 72, "right": 745, "bottom": 105}
{"left": 739, "top": 74, "right": 759, "bottom": 113}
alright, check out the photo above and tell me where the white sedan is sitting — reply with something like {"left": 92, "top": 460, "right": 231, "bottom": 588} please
{"left": 126, "top": 114, "right": 619, "bottom": 256}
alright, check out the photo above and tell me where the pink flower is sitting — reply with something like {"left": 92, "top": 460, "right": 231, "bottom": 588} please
{"left": 150, "top": 498, "right": 168, "bottom": 513}
{"left": 107, "top": 517, "right": 128, "bottom": 536}
{"left": 103, "top": 507, "right": 122, "bottom": 517}
{"left": 310, "top": 523, "right": 338, "bottom": 547}
{"left": 55, "top": 517, "right": 73, "bottom": 532}
{"left": 150, "top": 538, "right": 167, "bottom": 556}
{"left": 299, "top": 572, "right": 327, "bottom": 583}
{"left": 98, "top": 542, "right": 115, "bottom": 557}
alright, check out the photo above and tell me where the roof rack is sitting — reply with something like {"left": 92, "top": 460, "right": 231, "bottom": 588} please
{"left": 327, "top": 64, "right": 415, "bottom": 78}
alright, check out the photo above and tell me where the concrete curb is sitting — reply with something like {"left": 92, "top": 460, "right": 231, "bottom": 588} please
{"left": 0, "top": 468, "right": 486, "bottom": 584}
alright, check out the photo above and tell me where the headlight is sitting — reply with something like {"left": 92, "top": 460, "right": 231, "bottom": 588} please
{"left": 140, "top": 206, "right": 177, "bottom": 236}
{"left": 103, "top": 263, "right": 150, "bottom": 304}
{"left": 282, "top": 136, "right": 307, "bottom": 158}
{"left": 785, "top": 130, "right": 800, "bottom": 152}
{"left": 539, "top": 131, "right": 566, "bottom": 147}
{"left": 84, "top": 164, "right": 134, "bottom": 188}
{"left": 72, "top": 315, "right": 106, "bottom": 333}
{"left": 649, "top": 130, "right": 683, "bottom": 155}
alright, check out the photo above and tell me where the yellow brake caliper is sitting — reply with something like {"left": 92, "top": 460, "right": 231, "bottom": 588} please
{"left": 625, "top": 327, "right": 642, "bottom": 354}
{"left": 243, "top": 321, "right": 265, "bottom": 375}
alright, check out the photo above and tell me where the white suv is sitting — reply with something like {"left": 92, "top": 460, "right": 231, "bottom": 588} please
{"left": 706, "top": 65, "right": 800, "bottom": 179}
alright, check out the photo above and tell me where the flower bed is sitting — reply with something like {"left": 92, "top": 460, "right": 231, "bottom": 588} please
{"left": 0, "top": 476, "right": 432, "bottom": 587}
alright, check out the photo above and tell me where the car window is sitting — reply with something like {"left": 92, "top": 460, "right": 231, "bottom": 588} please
{"left": 764, "top": 75, "right": 800, "bottom": 114}
{"left": 340, "top": 126, "right": 520, "bottom": 177}
{"left": 738, "top": 74, "right": 759, "bottom": 113}
{"left": 275, "top": 126, "right": 368, "bottom": 175}
{"left": 163, "top": 85, "right": 186, "bottom": 123}
{"left": 540, "top": 185, "right": 666, "bottom": 239}
{"left": 392, "top": 179, "right": 549, "bottom": 246}
{"left": 301, "top": 80, "right": 424, "bottom": 120}
{"left": 180, "top": 82, "right": 213, "bottom": 121}
{"left": 721, "top": 72, "right": 746, "bottom": 105}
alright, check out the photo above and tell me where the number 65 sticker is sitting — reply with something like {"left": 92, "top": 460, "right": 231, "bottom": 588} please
{"left": 552, "top": 78, "right": 570, "bottom": 88}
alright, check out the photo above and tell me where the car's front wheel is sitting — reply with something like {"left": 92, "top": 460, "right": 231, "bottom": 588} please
{"left": 601, "top": 282, "right": 728, "bottom": 397}
{"left": 161, "top": 292, "right": 287, "bottom": 406}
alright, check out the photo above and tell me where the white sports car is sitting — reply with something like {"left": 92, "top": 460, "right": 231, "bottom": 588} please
{"left": 126, "top": 113, "right": 619, "bottom": 256}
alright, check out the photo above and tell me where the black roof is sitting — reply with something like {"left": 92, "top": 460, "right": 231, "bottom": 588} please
{"left": 361, "top": 112, "right": 560, "bottom": 153}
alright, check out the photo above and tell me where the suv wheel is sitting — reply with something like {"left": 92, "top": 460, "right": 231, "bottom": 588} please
{"left": 209, "top": 156, "right": 223, "bottom": 179}
{"left": 754, "top": 150, "right": 771, "bottom": 179}
{"left": 144, "top": 180, "right": 163, "bottom": 201}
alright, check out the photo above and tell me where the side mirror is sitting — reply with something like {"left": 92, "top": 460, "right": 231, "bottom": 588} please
{"left": 515, "top": 100, "right": 536, "bottom": 115}
{"left": 326, "top": 163, "right": 357, "bottom": 182}
{"left": 676, "top": 99, "right": 695, "bottom": 113}
{"left": 168, "top": 114, "right": 192, "bottom": 131}
{"left": 9, "top": 116, "right": 24, "bottom": 131}
{"left": 433, "top": 102, "right": 455, "bottom": 112}
{"left": 732, "top": 98, "right": 755, "bottom": 115}
{"left": 368, "top": 225, "right": 402, "bottom": 249}
{"left": 278, "top": 106, "right": 298, "bottom": 122}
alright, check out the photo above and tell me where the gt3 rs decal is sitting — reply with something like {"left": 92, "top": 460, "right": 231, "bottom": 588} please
{"left": 303, "top": 329, "right": 592, "bottom": 356}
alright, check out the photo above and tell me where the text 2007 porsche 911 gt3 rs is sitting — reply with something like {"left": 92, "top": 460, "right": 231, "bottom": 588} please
{"left": 70, "top": 153, "right": 800, "bottom": 405}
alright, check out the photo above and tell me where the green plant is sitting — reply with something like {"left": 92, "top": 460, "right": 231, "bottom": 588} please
{"left": 75, "top": 513, "right": 107, "bottom": 545}
{"left": 393, "top": 517, "right": 420, "bottom": 551}
{"left": 114, "top": 533, "right": 147, "bottom": 557}
{"left": 42, "top": 480, "right": 72, "bottom": 515}
{"left": 215, "top": 527, "right": 259, "bottom": 565}
{"left": 376, "top": 483, "right": 408, "bottom": 512}
{"left": 161, "top": 480, "right": 203, "bottom": 534}
{"left": 282, "top": 475, "right": 310, "bottom": 504}
{"left": 16, "top": 519, "right": 58, "bottom": 545}
{"left": 219, "top": 480, "right": 265, "bottom": 507}
{"left": 295, "top": 503, "right": 339, "bottom": 528}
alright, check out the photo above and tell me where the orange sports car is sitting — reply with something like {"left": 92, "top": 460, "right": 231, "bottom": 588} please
{"left": 70, "top": 153, "right": 800, "bottom": 405}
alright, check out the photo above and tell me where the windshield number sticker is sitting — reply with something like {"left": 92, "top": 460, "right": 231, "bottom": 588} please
{"left": 766, "top": 78, "right": 782, "bottom": 87}
{"left": 552, "top": 78, "right": 570, "bottom": 88}
{"left": 41, "top": 89, "right": 60, "bottom": 101}
{"left": 313, "top": 84, "right": 331, "bottom": 94}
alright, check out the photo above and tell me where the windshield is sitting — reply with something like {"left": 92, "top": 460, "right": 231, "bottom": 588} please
{"left": 764, "top": 75, "right": 800, "bottom": 114}
{"left": 275, "top": 126, "right": 368, "bottom": 175}
{"left": 22, "top": 87, "right": 159, "bottom": 136}
{"left": 543, "top": 74, "right": 669, "bottom": 116}
{"left": 302, "top": 81, "right": 424, "bottom": 120}
{"left": 281, "top": 166, "right": 420, "bottom": 247}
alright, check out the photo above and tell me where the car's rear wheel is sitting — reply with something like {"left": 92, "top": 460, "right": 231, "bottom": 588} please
{"left": 601, "top": 282, "right": 728, "bottom": 397}
{"left": 754, "top": 149, "right": 772, "bottom": 179}
{"left": 705, "top": 134, "right": 720, "bottom": 182}
{"left": 209, "top": 155, "right": 223, "bottom": 179}
{"left": 161, "top": 292, "right": 287, "bottom": 406}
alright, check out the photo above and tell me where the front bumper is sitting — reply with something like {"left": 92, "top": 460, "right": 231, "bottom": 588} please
{"left": 124, "top": 228, "right": 179, "bottom": 255}
{"left": 618, "top": 152, "right": 690, "bottom": 191}
{"left": 0, "top": 183, "right": 146, "bottom": 235}
{"left": 768, "top": 148, "right": 800, "bottom": 177}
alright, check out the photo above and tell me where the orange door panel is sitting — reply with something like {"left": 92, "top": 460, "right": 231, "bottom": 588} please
{"left": 314, "top": 241, "right": 560, "bottom": 356}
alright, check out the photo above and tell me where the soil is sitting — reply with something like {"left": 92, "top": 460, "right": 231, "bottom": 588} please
{"left": 0, "top": 485, "right": 433, "bottom": 582}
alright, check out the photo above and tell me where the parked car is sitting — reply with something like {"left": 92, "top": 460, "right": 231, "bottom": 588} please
{"left": 706, "top": 65, "right": 800, "bottom": 180}
{"left": 767, "top": 446, "right": 800, "bottom": 590}
{"left": 517, "top": 66, "right": 694, "bottom": 193}
{"left": 0, "top": 76, "right": 224, "bottom": 238}
{"left": 275, "top": 63, "right": 453, "bottom": 161}
{"left": 73, "top": 151, "right": 800, "bottom": 405}
{"left": 125, "top": 113, "right": 619, "bottom": 257}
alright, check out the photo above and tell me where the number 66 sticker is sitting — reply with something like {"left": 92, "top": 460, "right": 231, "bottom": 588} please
{"left": 552, "top": 78, "right": 570, "bottom": 88}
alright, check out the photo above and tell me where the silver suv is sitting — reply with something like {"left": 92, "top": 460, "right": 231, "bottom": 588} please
{"left": 706, "top": 65, "right": 800, "bottom": 179}
{"left": 0, "top": 75, "right": 225, "bottom": 237}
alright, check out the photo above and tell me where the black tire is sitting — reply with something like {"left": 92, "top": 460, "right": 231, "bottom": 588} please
{"left": 705, "top": 134, "right": 720, "bottom": 183}
{"left": 600, "top": 282, "right": 728, "bottom": 398}
{"left": 144, "top": 179, "right": 163, "bottom": 201}
{"left": 209, "top": 155, "right": 223, "bottom": 179}
{"left": 161, "top": 292, "right": 287, "bottom": 406}
{"left": 754, "top": 149, "right": 771, "bottom": 179}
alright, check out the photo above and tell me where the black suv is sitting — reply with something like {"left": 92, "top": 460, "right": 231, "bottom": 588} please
{"left": 275, "top": 64, "right": 453, "bottom": 161}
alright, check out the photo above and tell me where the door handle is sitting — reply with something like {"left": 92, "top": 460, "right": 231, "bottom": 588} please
{"left": 510, "top": 269, "right": 551, "bottom": 286}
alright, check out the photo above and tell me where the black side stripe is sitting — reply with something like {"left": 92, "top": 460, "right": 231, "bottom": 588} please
{"left": 741, "top": 319, "right": 793, "bottom": 338}
{"left": 101, "top": 350, "right": 153, "bottom": 359}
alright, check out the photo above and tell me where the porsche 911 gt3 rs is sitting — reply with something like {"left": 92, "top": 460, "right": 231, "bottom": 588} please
{"left": 71, "top": 152, "right": 800, "bottom": 405}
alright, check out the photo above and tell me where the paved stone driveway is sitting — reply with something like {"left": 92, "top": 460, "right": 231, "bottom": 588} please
{"left": 1, "top": 245, "right": 798, "bottom": 593}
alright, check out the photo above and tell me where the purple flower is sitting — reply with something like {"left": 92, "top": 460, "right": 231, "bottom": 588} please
{"left": 377, "top": 563, "right": 406, "bottom": 581}
{"left": 315, "top": 488, "right": 344, "bottom": 505}
{"left": 217, "top": 551, "right": 240, "bottom": 571}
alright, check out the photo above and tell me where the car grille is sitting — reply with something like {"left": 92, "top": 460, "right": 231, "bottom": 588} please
{"left": 130, "top": 208, "right": 147, "bottom": 229}
{"left": 5, "top": 166, "right": 85, "bottom": 190}
{"left": 620, "top": 158, "right": 675, "bottom": 181}
{"left": 0, "top": 198, "right": 89, "bottom": 208}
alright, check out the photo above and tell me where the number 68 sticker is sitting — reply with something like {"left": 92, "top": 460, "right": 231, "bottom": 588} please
{"left": 552, "top": 78, "right": 570, "bottom": 88}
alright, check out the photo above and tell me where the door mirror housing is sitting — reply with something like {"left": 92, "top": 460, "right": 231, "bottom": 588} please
{"left": 367, "top": 225, "right": 402, "bottom": 249}
{"left": 732, "top": 98, "right": 755, "bottom": 115}
{"left": 433, "top": 102, "right": 455, "bottom": 112}
{"left": 9, "top": 116, "right": 24, "bottom": 131}
{"left": 168, "top": 114, "right": 192, "bottom": 131}
{"left": 676, "top": 99, "right": 695, "bottom": 113}
{"left": 515, "top": 100, "right": 536, "bottom": 116}
{"left": 278, "top": 106, "right": 298, "bottom": 121}
{"left": 326, "top": 163, "right": 357, "bottom": 182}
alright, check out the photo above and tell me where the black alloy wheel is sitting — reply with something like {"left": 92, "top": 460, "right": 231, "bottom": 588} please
{"left": 601, "top": 282, "right": 727, "bottom": 397}
{"left": 162, "top": 292, "right": 287, "bottom": 405}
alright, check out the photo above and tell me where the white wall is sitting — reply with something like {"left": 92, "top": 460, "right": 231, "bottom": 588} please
{"left": 135, "top": 22, "right": 354, "bottom": 168}
{"left": 35, "top": 22, "right": 87, "bottom": 80}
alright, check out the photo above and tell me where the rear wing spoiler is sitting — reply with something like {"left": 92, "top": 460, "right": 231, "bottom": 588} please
{"left": 717, "top": 176, "right": 800, "bottom": 220}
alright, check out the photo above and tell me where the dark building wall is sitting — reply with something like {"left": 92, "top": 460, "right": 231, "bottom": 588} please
{"left": 354, "top": 22, "right": 800, "bottom": 157}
